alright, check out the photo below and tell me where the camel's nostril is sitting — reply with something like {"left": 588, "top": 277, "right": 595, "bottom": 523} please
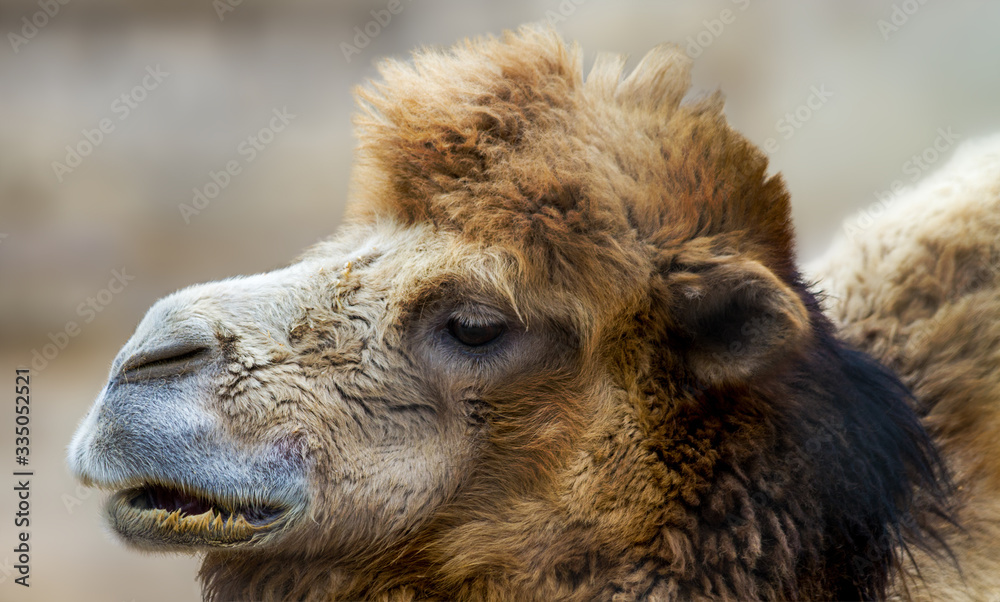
{"left": 119, "top": 343, "right": 212, "bottom": 381}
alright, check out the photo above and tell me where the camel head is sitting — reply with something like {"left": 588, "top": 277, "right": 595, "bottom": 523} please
{"left": 69, "top": 28, "right": 946, "bottom": 600}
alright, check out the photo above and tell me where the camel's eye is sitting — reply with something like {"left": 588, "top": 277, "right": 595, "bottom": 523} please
{"left": 447, "top": 318, "right": 506, "bottom": 347}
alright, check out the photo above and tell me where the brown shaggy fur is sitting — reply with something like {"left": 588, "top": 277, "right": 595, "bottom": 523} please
{"left": 71, "top": 26, "right": 994, "bottom": 602}
{"left": 812, "top": 136, "right": 1000, "bottom": 600}
{"left": 200, "top": 28, "right": 945, "bottom": 600}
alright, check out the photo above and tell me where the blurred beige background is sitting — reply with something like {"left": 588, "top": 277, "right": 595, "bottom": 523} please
{"left": 1, "top": 1, "right": 998, "bottom": 600}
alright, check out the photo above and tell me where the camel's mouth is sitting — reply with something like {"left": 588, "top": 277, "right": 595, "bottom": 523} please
{"left": 107, "top": 483, "right": 289, "bottom": 548}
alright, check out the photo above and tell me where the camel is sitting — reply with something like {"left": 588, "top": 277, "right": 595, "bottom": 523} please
{"left": 68, "top": 27, "right": 999, "bottom": 601}
{"left": 807, "top": 133, "right": 1000, "bottom": 600}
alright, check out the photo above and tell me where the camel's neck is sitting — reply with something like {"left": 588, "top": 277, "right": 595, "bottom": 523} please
{"left": 200, "top": 552, "right": 347, "bottom": 601}
{"left": 201, "top": 548, "right": 457, "bottom": 600}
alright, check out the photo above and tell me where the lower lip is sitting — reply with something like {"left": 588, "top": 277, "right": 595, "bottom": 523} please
{"left": 106, "top": 487, "right": 287, "bottom": 547}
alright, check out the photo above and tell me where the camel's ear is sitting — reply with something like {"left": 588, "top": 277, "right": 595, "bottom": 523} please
{"left": 667, "top": 254, "right": 810, "bottom": 386}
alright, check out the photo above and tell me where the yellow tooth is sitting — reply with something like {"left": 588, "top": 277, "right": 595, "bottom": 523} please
{"left": 159, "top": 510, "right": 180, "bottom": 531}
{"left": 192, "top": 509, "right": 214, "bottom": 532}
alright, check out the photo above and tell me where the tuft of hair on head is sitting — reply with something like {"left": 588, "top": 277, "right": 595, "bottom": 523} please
{"left": 587, "top": 42, "right": 693, "bottom": 117}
